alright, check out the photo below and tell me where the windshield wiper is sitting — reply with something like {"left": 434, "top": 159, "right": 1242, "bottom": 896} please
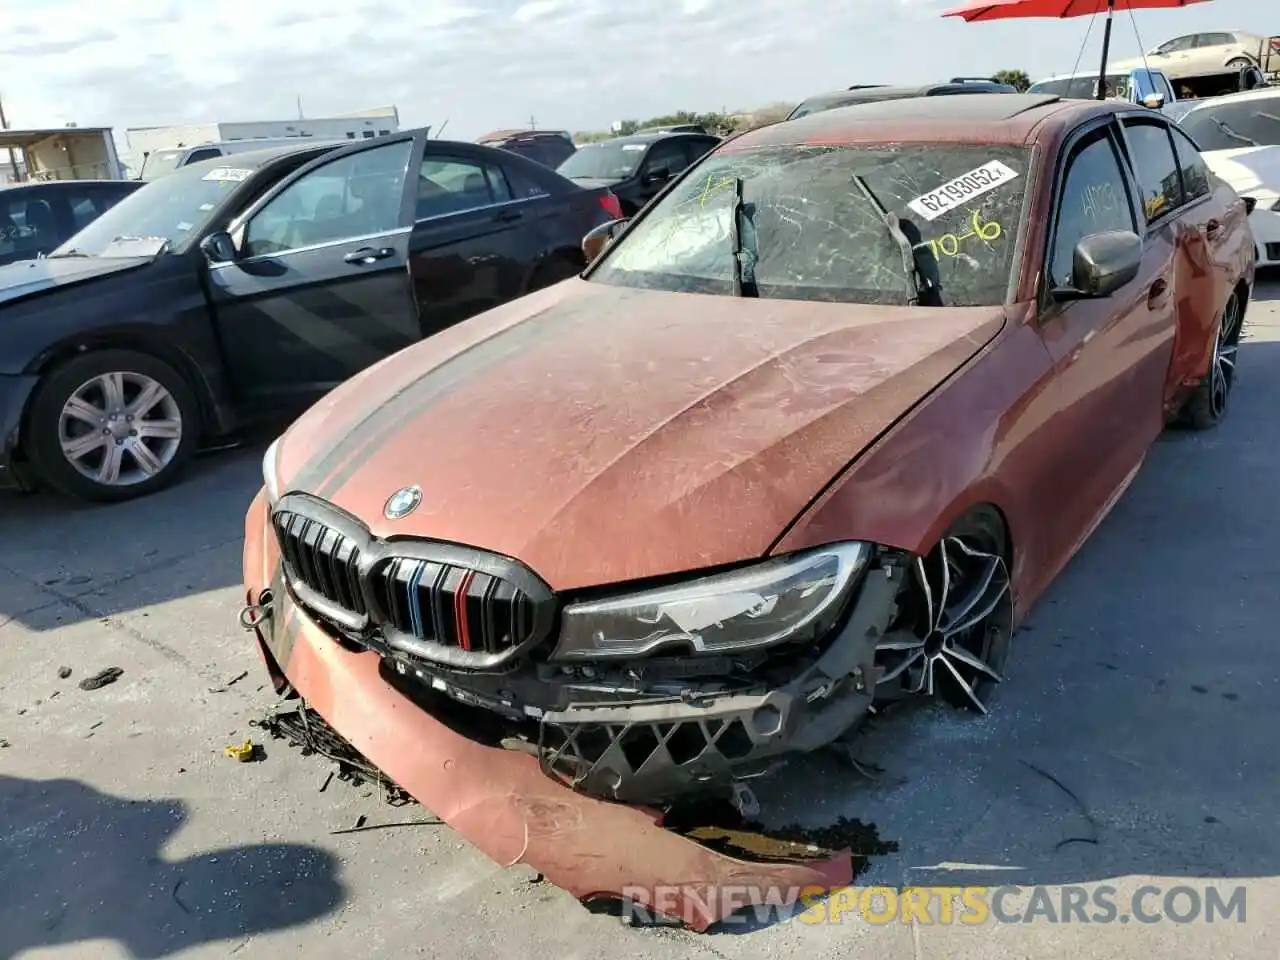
{"left": 1212, "top": 118, "right": 1258, "bottom": 146}
{"left": 47, "top": 249, "right": 91, "bottom": 258}
{"left": 729, "top": 177, "right": 758, "bottom": 298}
{"left": 851, "top": 175, "right": 936, "bottom": 306}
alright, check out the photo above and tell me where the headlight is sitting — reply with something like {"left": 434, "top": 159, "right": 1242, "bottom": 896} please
{"left": 551, "top": 542, "right": 873, "bottom": 661}
{"left": 262, "top": 437, "right": 282, "bottom": 504}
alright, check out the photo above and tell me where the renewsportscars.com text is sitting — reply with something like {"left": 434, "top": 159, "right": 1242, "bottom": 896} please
{"left": 618, "top": 884, "right": 1248, "bottom": 927}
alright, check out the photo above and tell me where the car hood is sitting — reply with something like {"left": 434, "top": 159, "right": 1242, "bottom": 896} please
{"left": 1202, "top": 145, "right": 1280, "bottom": 201}
{"left": 275, "top": 280, "right": 1005, "bottom": 590}
{"left": 0, "top": 255, "right": 153, "bottom": 307}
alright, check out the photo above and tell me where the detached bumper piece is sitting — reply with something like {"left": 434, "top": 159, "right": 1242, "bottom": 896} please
{"left": 247, "top": 593, "right": 852, "bottom": 930}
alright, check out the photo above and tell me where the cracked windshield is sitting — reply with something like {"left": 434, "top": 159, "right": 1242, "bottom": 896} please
{"left": 592, "top": 143, "right": 1029, "bottom": 306}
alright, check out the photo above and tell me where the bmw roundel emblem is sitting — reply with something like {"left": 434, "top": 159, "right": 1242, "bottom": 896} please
{"left": 384, "top": 486, "right": 423, "bottom": 520}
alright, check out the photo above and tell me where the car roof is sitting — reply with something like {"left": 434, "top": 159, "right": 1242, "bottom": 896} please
{"left": 0, "top": 179, "right": 140, "bottom": 192}
{"left": 1033, "top": 66, "right": 1164, "bottom": 82}
{"left": 797, "top": 81, "right": 1012, "bottom": 109}
{"left": 179, "top": 141, "right": 345, "bottom": 172}
{"left": 583, "top": 132, "right": 715, "bottom": 147}
{"left": 477, "top": 129, "right": 570, "bottom": 141}
{"left": 737, "top": 94, "right": 1117, "bottom": 148}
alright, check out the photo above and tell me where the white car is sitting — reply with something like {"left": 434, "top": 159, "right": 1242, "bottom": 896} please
{"left": 1171, "top": 88, "right": 1280, "bottom": 267}
{"left": 1114, "top": 30, "right": 1280, "bottom": 82}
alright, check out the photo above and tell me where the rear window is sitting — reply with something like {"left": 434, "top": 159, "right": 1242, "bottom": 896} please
{"left": 589, "top": 143, "right": 1031, "bottom": 307}
{"left": 1177, "top": 95, "right": 1280, "bottom": 150}
{"left": 1029, "top": 74, "right": 1133, "bottom": 100}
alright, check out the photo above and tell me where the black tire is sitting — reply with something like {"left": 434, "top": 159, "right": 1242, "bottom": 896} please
{"left": 525, "top": 253, "right": 584, "bottom": 294}
{"left": 1183, "top": 290, "right": 1244, "bottom": 431}
{"left": 1227, "top": 56, "right": 1254, "bottom": 70}
{"left": 25, "top": 349, "right": 202, "bottom": 503}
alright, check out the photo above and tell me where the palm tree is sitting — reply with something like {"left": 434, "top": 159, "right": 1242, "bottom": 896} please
{"left": 994, "top": 69, "right": 1032, "bottom": 92}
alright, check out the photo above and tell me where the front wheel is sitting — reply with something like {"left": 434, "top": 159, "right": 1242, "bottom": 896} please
{"left": 1183, "top": 291, "right": 1244, "bottom": 430}
{"left": 25, "top": 349, "right": 201, "bottom": 502}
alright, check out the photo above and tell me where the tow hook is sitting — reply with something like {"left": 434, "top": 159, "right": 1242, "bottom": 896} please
{"left": 731, "top": 780, "right": 761, "bottom": 820}
{"left": 238, "top": 590, "right": 274, "bottom": 630}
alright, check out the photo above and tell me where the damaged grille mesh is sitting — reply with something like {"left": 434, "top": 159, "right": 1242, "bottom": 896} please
{"left": 539, "top": 716, "right": 759, "bottom": 795}
{"left": 370, "top": 558, "right": 537, "bottom": 653}
{"left": 255, "top": 702, "right": 413, "bottom": 806}
{"left": 272, "top": 510, "right": 366, "bottom": 616}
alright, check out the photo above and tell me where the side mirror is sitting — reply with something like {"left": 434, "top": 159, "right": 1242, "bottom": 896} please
{"left": 1243, "top": 196, "right": 1258, "bottom": 215}
{"left": 582, "top": 218, "right": 629, "bottom": 263}
{"left": 199, "top": 231, "right": 237, "bottom": 264}
{"left": 1142, "top": 93, "right": 1166, "bottom": 110}
{"left": 1052, "top": 231, "right": 1143, "bottom": 301}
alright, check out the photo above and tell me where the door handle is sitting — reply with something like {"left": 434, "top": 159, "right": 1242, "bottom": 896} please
{"left": 1148, "top": 278, "right": 1169, "bottom": 303}
{"left": 344, "top": 247, "right": 394, "bottom": 265}
{"left": 1205, "top": 219, "right": 1222, "bottom": 238}
{"left": 493, "top": 209, "right": 523, "bottom": 223}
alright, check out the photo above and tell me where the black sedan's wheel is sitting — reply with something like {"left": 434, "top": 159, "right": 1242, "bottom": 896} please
{"left": 26, "top": 349, "right": 201, "bottom": 502}
{"left": 876, "top": 508, "right": 1013, "bottom": 714}
{"left": 1184, "top": 290, "right": 1244, "bottom": 430}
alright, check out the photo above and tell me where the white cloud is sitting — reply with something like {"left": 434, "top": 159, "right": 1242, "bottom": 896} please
{"left": 511, "top": 0, "right": 568, "bottom": 23}
{"left": 0, "top": 0, "right": 1273, "bottom": 144}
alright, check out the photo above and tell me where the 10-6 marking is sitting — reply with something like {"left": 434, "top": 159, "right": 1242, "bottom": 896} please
{"left": 921, "top": 209, "right": 1003, "bottom": 259}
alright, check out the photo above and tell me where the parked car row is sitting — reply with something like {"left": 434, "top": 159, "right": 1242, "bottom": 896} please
{"left": 3, "top": 63, "right": 1275, "bottom": 503}
{"left": 0, "top": 130, "right": 621, "bottom": 498}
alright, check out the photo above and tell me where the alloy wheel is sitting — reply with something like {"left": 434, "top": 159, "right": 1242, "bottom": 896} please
{"left": 876, "top": 533, "right": 1013, "bottom": 714}
{"left": 58, "top": 371, "right": 184, "bottom": 486}
{"left": 1209, "top": 293, "right": 1242, "bottom": 421}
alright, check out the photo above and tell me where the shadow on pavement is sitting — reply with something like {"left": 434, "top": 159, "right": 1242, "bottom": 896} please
{"left": 0, "top": 440, "right": 268, "bottom": 632}
{"left": 0, "top": 774, "right": 345, "bottom": 959}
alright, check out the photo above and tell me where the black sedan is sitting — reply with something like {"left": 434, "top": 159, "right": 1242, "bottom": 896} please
{"left": 1, "top": 179, "right": 142, "bottom": 266}
{"left": 0, "top": 129, "right": 621, "bottom": 501}
{"left": 556, "top": 132, "right": 720, "bottom": 216}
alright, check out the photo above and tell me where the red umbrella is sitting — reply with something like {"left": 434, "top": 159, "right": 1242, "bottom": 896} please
{"left": 942, "top": 0, "right": 1214, "bottom": 100}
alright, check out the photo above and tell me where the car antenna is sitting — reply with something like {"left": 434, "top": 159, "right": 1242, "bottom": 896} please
{"left": 434, "top": 119, "right": 449, "bottom": 139}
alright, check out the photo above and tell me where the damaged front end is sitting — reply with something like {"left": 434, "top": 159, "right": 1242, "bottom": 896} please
{"left": 261, "top": 492, "right": 909, "bottom": 813}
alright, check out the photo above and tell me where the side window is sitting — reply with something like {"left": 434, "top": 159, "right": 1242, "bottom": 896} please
{"left": 184, "top": 147, "right": 222, "bottom": 165}
{"left": 1171, "top": 128, "right": 1211, "bottom": 201}
{"left": 1156, "top": 73, "right": 1175, "bottom": 104}
{"left": 485, "top": 165, "right": 514, "bottom": 203}
{"left": 1049, "top": 131, "right": 1137, "bottom": 289}
{"left": 503, "top": 162, "right": 552, "bottom": 200}
{"left": 684, "top": 138, "right": 718, "bottom": 166}
{"left": 17, "top": 197, "right": 57, "bottom": 250}
{"left": 643, "top": 140, "right": 688, "bottom": 177}
{"left": 417, "top": 156, "right": 507, "bottom": 219}
{"left": 244, "top": 139, "right": 412, "bottom": 257}
{"left": 0, "top": 197, "right": 28, "bottom": 259}
{"left": 68, "top": 193, "right": 103, "bottom": 230}
{"left": 1120, "top": 119, "right": 1183, "bottom": 222}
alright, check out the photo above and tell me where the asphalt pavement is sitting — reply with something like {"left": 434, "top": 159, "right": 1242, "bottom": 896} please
{"left": 2, "top": 276, "right": 1278, "bottom": 959}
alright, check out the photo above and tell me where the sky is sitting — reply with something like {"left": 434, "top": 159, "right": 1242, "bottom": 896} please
{"left": 0, "top": 0, "right": 1275, "bottom": 147}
